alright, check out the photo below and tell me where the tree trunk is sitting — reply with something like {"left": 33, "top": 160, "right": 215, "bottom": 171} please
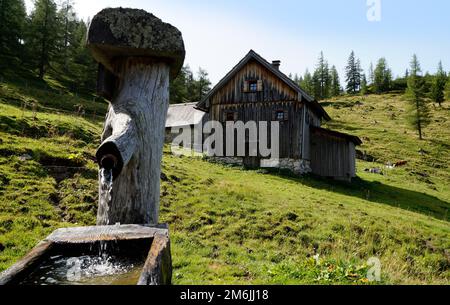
{"left": 416, "top": 98, "right": 423, "bottom": 140}
{"left": 97, "top": 59, "right": 170, "bottom": 225}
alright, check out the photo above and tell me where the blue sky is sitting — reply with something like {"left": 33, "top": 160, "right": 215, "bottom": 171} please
{"left": 25, "top": 0, "right": 450, "bottom": 85}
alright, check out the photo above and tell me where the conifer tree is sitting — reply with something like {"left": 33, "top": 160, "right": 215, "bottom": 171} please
{"left": 313, "top": 51, "right": 330, "bottom": 99}
{"left": 406, "top": 55, "right": 430, "bottom": 140}
{"left": 300, "top": 69, "right": 314, "bottom": 97}
{"left": 360, "top": 74, "right": 368, "bottom": 95}
{"left": 345, "top": 51, "right": 361, "bottom": 94}
{"left": 0, "top": 0, "right": 26, "bottom": 65}
{"left": 28, "top": 0, "right": 60, "bottom": 78}
{"left": 430, "top": 61, "right": 447, "bottom": 106}
{"left": 330, "top": 65, "right": 341, "bottom": 97}
{"left": 373, "top": 58, "right": 392, "bottom": 93}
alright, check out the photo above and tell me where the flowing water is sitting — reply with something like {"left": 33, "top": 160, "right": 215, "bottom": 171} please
{"left": 98, "top": 168, "right": 113, "bottom": 225}
{"left": 19, "top": 169, "right": 149, "bottom": 285}
{"left": 20, "top": 254, "right": 144, "bottom": 285}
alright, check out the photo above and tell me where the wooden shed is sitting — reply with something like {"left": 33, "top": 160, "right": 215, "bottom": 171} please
{"left": 165, "top": 102, "right": 207, "bottom": 152}
{"left": 310, "top": 127, "right": 362, "bottom": 181}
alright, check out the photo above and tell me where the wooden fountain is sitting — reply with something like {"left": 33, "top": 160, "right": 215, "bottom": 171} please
{"left": 0, "top": 8, "right": 185, "bottom": 285}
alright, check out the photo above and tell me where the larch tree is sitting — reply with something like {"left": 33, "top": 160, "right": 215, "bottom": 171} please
{"left": 406, "top": 54, "right": 430, "bottom": 140}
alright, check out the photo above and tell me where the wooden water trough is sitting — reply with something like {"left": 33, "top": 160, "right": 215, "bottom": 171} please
{"left": 0, "top": 224, "right": 172, "bottom": 285}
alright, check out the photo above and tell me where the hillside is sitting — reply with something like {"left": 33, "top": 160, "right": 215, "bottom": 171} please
{"left": 0, "top": 77, "right": 449, "bottom": 284}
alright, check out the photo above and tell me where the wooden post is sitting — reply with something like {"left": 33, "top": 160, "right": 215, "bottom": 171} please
{"left": 87, "top": 8, "right": 185, "bottom": 225}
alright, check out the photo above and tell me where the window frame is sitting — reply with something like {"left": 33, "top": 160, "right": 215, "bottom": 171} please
{"left": 249, "top": 80, "right": 258, "bottom": 92}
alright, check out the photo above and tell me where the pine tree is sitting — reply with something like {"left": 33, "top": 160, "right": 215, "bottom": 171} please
{"left": 300, "top": 69, "right": 314, "bottom": 97}
{"left": 313, "top": 51, "right": 330, "bottom": 100}
{"left": 70, "top": 19, "right": 97, "bottom": 91}
{"left": 170, "top": 65, "right": 190, "bottom": 104}
{"left": 0, "top": 0, "right": 26, "bottom": 65}
{"left": 360, "top": 74, "right": 368, "bottom": 95}
{"left": 430, "top": 61, "right": 447, "bottom": 106}
{"left": 330, "top": 65, "right": 341, "bottom": 97}
{"left": 345, "top": 51, "right": 361, "bottom": 94}
{"left": 28, "top": 0, "right": 60, "bottom": 78}
{"left": 57, "top": 0, "right": 77, "bottom": 72}
{"left": 406, "top": 55, "right": 430, "bottom": 140}
{"left": 373, "top": 58, "right": 392, "bottom": 93}
{"left": 194, "top": 67, "right": 211, "bottom": 101}
{"left": 446, "top": 73, "right": 450, "bottom": 101}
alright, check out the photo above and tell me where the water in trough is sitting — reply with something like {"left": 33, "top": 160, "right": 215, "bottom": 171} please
{"left": 20, "top": 254, "right": 144, "bottom": 285}
{"left": 20, "top": 169, "right": 147, "bottom": 285}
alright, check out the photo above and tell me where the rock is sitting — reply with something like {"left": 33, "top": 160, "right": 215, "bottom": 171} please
{"left": 364, "top": 168, "right": 383, "bottom": 175}
{"left": 19, "top": 154, "right": 32, "bottom": 161}
{"left": 418, "top": 148, "right": 428, "bottom": 155}
{"left": 87, "top": 7, "right": 185, "bottom": 79}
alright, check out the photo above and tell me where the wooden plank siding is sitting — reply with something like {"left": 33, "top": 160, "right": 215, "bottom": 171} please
{"left": 310, "top": 133, "right": 356, "bottom": 180}
{"left": 207, "top": 59, "right": 321, "bottom": 159}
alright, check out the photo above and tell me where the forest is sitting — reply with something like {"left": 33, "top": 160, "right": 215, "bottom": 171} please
{"left": 1, "top": 0, "right": 449, "bottom": 138}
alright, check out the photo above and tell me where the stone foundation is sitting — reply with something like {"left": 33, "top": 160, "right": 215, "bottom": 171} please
{"left": 210, "top": 157, "right": 311, "bottom": 175}
{"left": 268, "top": 158, "right": 311, "bottom": 175}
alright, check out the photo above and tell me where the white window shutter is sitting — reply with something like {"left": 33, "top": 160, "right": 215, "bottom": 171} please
{"left": 257, "top": 80, "right": 263, "bottom": 91}
{"left": 243, "top": 81, "right": 249, "bottom": 92}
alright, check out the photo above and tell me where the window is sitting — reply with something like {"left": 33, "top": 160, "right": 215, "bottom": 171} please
{"left": 249, "top": 80, "right": 258, "bottom": 92}
{"left": 276, "top": 110, "right": 285, "bottom": 121}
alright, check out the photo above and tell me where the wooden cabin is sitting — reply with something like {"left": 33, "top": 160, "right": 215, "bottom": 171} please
{"left": 165, "top": 102, "right": 206, "bottom": 152}
{"left": 195, "top": 50, "right": 362, "bottom": 181}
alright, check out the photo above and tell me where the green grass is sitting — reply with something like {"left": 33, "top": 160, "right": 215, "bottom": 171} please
{"left": 0, "top": 76, "right": 449, "bottom": 284}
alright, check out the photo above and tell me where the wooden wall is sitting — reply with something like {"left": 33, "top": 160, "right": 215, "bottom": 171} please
{"left": 310, "top": 133, "right": 356, "bottom": 180}
{"left": 207, "top": 59, "right": 321, "bottom": 159}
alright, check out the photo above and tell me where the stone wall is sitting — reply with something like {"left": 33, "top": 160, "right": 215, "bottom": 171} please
{"left": 210, "top": 157, "right": 311, "bottom": 175}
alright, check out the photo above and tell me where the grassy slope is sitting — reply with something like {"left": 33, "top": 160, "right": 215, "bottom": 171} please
{"left": 0, "top": 77, "right": 449, "bottom": 284}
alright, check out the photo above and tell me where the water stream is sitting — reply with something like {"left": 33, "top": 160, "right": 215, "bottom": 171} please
{"left": 98, "top": 168, "right": 113, "bottom": 226}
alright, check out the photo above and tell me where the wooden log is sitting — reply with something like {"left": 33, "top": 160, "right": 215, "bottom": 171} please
{"left": 0, "top": 241, "right": 53, "bottom": 285}
{"left": 87, "top": 8, "right": 185, "bottom": 226}
{"left": 137, "top": 234, "right": 172, "bottom": 285}
{"left": 96, "top": 59, "right": 170, "bottom": 225}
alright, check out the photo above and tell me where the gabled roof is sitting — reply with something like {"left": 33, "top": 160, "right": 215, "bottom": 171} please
{"left": 311, "top": 126, "right": 362, "bottom": 145}
{"left": 166, "top": 102, "right": 205, "bottom": 128}
{"left": 196, "top": 50, "right": 331, "bottom": 121}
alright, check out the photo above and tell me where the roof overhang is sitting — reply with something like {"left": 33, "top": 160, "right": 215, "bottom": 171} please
{"left": 196, "top": 50, "right": 331, "bottom": 121}
{"left": 311, "top": 126, "right": 362, "bottom": 145}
